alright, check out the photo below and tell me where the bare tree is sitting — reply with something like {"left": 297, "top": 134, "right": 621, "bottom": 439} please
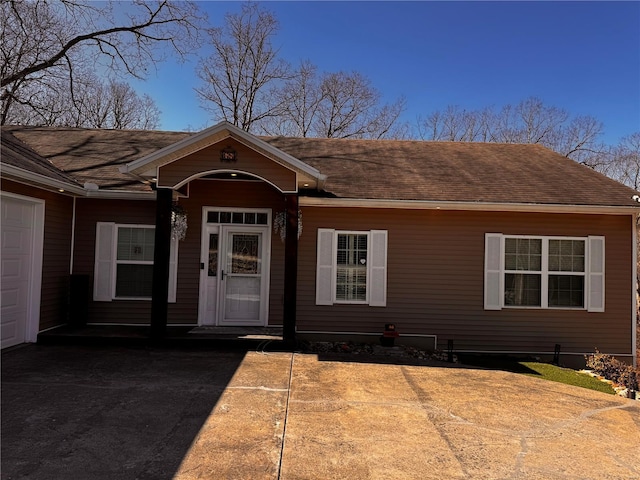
{"left": 195, "top": 2, "right": 291, "bottom": 132}
{"left": 603, "top": 132, "right": 640, "bottom": 190}
{"left": 314, "top": 71, "right": 405, "bottom": 139}
{"left": 418, "top": 106, "right": 494, "bottom": 142}
{"left": 492, "top": 97, "right": 569, "bottom": 144}
{"left": 258, "top": 60, "right": 322, "bottom": 137}
{"left": 71, "top": 77, "right": 161, "bottom": 129}
{"left": 550, "top": 115, "right": 605, "bottom": 165}
{"left": 259, "top": 65, "right": 406, "bottom": 139}
{"left": 5, "top": 68, "right": 161, "bottom": 129}
{"left": 417, "top": 97, "right": 605, "bottom": 163}
{"left": 1, "top": 0, "right": 203, "bottom": 125}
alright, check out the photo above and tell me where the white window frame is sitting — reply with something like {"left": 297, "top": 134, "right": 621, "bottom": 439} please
{"left": 484, "top": 233, "right": 604, "bottom": 312}
{"left": 334, "top": 231, "right": 370, "bottom": 305}
{"left": 94, "top": 222, "right": 178, "bottom": 302}
{"left": 316, "top": 229, "right": 387, "bottom": 306}
{"left": 113, "top": 224, "right": 156, "bottom": 300}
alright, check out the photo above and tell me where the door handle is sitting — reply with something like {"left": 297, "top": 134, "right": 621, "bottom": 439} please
{"left": 221, "top": 270, "right": 225, "bottom": 280}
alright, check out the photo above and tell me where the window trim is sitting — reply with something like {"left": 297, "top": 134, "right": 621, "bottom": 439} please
{"left": 334, "top": 231, "right": 371, "bottom": 305}
{"left": 316, "top": 229, "right": 387, "bottom": 307}
{"left": 485, "top": 233, "right": 604, "bottom": 312}
{"left": 113, "top": 224, "right": 156, "bottom": 301}
{"left": 94, "top": 222, "right": 178, "bottom": 302}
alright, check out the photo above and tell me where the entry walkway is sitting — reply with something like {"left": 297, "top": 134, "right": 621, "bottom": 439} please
{"left": 2, "top": 346, "right": 639, "bottom": 479}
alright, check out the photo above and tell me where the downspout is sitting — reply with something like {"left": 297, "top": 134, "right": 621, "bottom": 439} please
{"left": 633, "top": 213, "right": 638, "bottom": 368}
{"left": 69, "top": 196, "right": 76, "bottom": 274}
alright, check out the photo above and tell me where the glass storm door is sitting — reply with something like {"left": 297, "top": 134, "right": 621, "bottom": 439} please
{"left": 219, "top": 227, "right": 268, "bottom": 325}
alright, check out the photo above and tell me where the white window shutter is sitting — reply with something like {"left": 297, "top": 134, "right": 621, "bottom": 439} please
{"left": 484, "top": 233, "right": 503, "bottom": 310}
{"left": 369, "top": 230, "right": 388, "bottom": 307}
{"left": 94, "top": 222, "right": 115, "bottom": 301}
{"left": 168, "top": 237, "right": 179, "bottom": 303}
{"left": 587, "top": 236, "right": 605, "bottom": 312}
{"left": 316, "top": 229, "right": 335, "bottom": 305}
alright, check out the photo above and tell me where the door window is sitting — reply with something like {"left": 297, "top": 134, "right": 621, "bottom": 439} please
{"left": 208, "top": 233, "right": 219, "bottom": 276}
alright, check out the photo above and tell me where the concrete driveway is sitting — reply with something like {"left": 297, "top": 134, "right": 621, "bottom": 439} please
{"left": 2, "top": 345, "right": 639, "bottom": 480}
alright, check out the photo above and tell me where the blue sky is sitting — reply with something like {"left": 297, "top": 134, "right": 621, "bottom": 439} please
{"left": 134, "top": 1, "right": 639, "bottom": 145}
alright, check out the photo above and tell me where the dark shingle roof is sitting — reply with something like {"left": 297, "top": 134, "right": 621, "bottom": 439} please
{"left": 1, "top": 130, "right": 81, "bottom": 186}
{"left": 2, "top": 126, "right": 637, "bottom": 207}
{"left": 3, "top": 126, "right": 189, "bottom": 192}
{"left": 263, "top": 136, "right": 639, "bottom": 206}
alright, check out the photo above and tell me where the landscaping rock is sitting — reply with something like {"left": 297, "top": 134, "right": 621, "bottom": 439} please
{"left": 299, "top": 340, "right": 457, "bottom": 363}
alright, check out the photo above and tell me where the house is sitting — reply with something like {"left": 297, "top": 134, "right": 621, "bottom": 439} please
{"left": 1, "top": 122, "right": 638, "bottom": 367}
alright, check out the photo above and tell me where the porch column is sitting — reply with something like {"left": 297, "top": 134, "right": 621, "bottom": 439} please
{"left": 150, "top": 187, "right": 173, "bottom": 340}
{"left": 283, "top": 193, "right": 299, "bottom": 345}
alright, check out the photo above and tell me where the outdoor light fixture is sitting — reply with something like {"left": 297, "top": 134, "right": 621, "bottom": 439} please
{"left": 220, "top": 146, "right": 237, "bottom": 163}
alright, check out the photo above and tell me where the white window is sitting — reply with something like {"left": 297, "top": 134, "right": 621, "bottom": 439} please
{"left": 316, "top": 229, "right": 387, "bottom": 306}
{"left": 94, "top": 223, "right": 178, "bottom": 302}
{"left": 485, "top": 234, "right": 604, "bottom": 312}
{"left": 115, "top": 226, "right": 155, "bottom": 298}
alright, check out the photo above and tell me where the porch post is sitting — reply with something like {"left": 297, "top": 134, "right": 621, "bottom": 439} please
{"left": 150, "top": 187, "right": 173, "bottom": 340}
{"left": 283, "top": 194, "right": 299, "bottom": 345}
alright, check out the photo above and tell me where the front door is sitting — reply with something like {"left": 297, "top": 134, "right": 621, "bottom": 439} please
{"left": 220, "top": 229, "right": 265, "bottom": 325}
{"left": 199, "top": 216, "right": 270, "bottom": 326}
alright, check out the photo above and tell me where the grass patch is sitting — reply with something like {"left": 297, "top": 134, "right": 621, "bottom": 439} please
{"left": 458, "top": 355, "right": 616, "bottom": 395}
{"left": 520, "top": 362, "right": 616, "bottom": 395}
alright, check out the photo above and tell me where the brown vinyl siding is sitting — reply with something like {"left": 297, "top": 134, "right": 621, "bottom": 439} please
{"left": 1, "top": 180, "right": 73, "bottom": 330}
{"left": 72, "top": 198, "right": 156, "bottom": 324}
{"left": 159, "top": 138, "right": 297, "bottom": 192}
{"left": 71, "top": 179, "right": 287, "bottom": 326}
{"left": 297, "top": 207, "right": 634, "bottom": 355}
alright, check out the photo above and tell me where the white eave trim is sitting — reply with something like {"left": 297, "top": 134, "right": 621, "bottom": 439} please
{"left": 120, "top": 121, "right": 326, "bottom": 185}
{"left": 299, "top": 196, "right": 640, "bottom": 215}
{"left": 2, "top": 164, "right": 155, "bottom": 200}
{"left": 85, "top": 190, "right": 155, "bottom": 200}
{"left": 1, "top": 164, "right": 85, "bottom": 195}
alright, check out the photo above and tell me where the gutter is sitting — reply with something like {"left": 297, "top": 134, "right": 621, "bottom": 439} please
{"left": 1, "top": 164, "right": 154, "bottom": 200}
{"left": 4, "top": 163, "right": 638, "bottom": 213}
{"left": 299, "top": 196, "right": 640, "bottom": 215}
{"left": 1, "top": 164, "right": 85, "bottom": 195}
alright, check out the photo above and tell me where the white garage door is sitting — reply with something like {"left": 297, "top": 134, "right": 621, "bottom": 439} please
{"left": 1, "top": 194, "right": 43, "bottom": 348}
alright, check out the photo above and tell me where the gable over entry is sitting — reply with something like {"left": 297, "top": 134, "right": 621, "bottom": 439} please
{"left": 120, "top": 122, "right": 326, "bottom": 193}
{"left": 119, "top": 122, "right": 326, "bottom": 342}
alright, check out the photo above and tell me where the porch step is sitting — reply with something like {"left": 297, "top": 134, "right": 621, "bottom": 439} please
{"left": 188, "top": 326, "right": 283, "bottom": 341}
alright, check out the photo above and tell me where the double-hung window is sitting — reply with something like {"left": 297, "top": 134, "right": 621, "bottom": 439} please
{"left": 94, "top": 223, "right": 178, "bottom": 302}
{"left": 485, "top": 234, "right": 604, "bottom": 311}
{"left": 115, "top": 226, "right": 155, "bottom": 298}
{"left": 316, "top": 229, "right": 388, "bottom": 306}
{"left": 336, "top": 233, "right": 368, "bottom": 302}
